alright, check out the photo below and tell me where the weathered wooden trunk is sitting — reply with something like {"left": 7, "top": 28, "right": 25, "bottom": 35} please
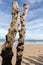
{"left": 16, "top": 4, "right": 28, "bottom": 65}
{"left": 1, "top": 2, "right": 20, "bottom": 65}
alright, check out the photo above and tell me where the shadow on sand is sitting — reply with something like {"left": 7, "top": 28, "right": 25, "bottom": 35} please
{"left": 22, "top": 56, "right": 43, "bottom": 65}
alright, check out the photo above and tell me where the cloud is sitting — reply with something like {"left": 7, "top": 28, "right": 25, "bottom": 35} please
{"left": 21, "top": 0, "right": 43, "bottom": 4}
{"left": 28, "top": 6, "right": 43, "bottom": 21}
{"left": 26, "top": 18, "right": 43, "bottom": 36}
{"left": 25, "top": 31, "right": 43, "bottom": 40}
{"left": 28, "top": 0, "right": 42, "bottom": 4}
{"left": 0, "top": 28, "right": 8, "bottom": 39}
{"left": 26, "top": 17, "right": 43, "bottom": 40}
{"left": 27, "top": 18, "right": 43, "bottom": 30}
{"left": 0, "top": 11, "right": 11, "bottom": 28}
{"left": 0, "top": 11, "right": 11, "bottom": 39}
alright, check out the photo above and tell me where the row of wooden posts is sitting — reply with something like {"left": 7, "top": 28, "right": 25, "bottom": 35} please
{"left": 1, "top": 2, "right": 28, "bottom": 65}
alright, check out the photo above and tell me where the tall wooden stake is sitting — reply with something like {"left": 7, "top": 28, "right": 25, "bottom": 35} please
{"left": 16, "top": 4, "right": 28, "bottom": 65}
{"left": 1, "top": 2, "right": 20, "bottom": 65}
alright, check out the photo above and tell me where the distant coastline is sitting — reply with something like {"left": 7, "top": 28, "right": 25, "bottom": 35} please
{"left": 0, "top": 39, "right": 43, "bottom": 45}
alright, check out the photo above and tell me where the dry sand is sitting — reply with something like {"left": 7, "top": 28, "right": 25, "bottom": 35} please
{"left": 0, "top": 44, "right": 43, "bottom": 65}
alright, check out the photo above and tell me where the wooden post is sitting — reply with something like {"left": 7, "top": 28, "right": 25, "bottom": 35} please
{"left": 1, "top": 2, "right": 20, "bottom": 65}
{"left": 16, "top": 4, "right": 28, "bottom": 65}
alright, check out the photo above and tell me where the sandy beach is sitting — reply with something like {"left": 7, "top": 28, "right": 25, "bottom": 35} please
{"left": 0, "top": 44, "right": 43, "bottom": 65}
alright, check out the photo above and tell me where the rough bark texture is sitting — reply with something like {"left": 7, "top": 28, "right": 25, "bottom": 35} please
{"left": 16, "top": 4, "right": 28, "bottom": 65}
{"left": 1, "top": 2, "right": 20, "bottom": 65}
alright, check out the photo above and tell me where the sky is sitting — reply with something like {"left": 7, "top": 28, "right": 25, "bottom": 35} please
{"left": 0, "top": 0, "right": 43, "bottom": 40}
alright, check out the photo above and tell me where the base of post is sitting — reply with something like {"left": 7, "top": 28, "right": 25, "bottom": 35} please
{"left": 1, "top": 47, "right": 13, "bottom": 65}
{"left": 15, "top": 59, "right": 22, "bottom": 65}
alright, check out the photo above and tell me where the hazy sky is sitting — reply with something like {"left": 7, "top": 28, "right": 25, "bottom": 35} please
{"left": 0, "top": 0, "right": 43, "bottom": 40}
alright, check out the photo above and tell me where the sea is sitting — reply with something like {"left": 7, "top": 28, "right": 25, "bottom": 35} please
{"left": 0, "top": 39, "right": 43, "bottom": 45}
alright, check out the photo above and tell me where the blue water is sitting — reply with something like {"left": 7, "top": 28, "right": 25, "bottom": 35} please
{"left": 0, "top": 39, "right": 43, "bottom": 45}
{"left": 25, "top": 40, "right": 43, "bottom": 44}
